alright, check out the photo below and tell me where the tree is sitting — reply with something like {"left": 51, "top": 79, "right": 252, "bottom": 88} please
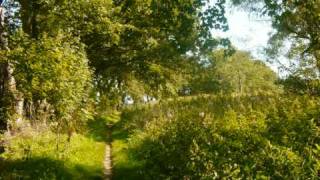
{"left": 14, "top": 0, "right": 231, "bottom": 97}
{"left": 0, "top": 1, "right": 24, "bottom": 131}
{"left": 0, "top": 0, "right": 233, "bottom": 129}
{"left": 215, "top": 51, "right": 280, "bottom": 95}
{"left": 279, "top": 75, "right": 320, "bottom": 96}
{"left": 6, "top": 32, "right": 92, "bottom": 125}
{"left": 184, "top": 50, "right": 280, "bottom": 95}
{"left": 231, "top": 0, "right": 320, "bottom": 75}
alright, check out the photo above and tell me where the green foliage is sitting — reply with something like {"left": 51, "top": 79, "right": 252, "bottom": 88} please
{"left": 15, "top": 0, "right": 231, "bottom": 97}
{"left": 232, "top": 0, "right": 320, "bottom": 74}
{"left": 214, "top": 51, "right": 280, "bottom": 95}
{"left": 1, "top": 1, "right": 319, "bottom": 179}
{"left": 116, "top": 95, "right": 320, "bottom": 179}
{"left": 6, "top": 31, "right": 92, "bottom": 124}
{"left": 183, "top": 50, "right": 280, "bottom": 95}
{"left": 279, "top": 75, "right": 320, "bottom": 96}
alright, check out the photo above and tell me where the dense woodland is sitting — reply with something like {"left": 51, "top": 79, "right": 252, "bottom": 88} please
{"left": 0, "top": 0, "right": 319, "bottom": 179}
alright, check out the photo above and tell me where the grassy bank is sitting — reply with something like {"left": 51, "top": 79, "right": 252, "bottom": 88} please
{"left": 0, "top": 116, "right": 111, "bottom": 180}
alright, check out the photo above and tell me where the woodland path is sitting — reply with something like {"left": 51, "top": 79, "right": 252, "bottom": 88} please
{"left": 104, "top": 125, "right": 113, "bottom": 180}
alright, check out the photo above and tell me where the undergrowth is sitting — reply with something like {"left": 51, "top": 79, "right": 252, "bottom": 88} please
{"left": 113, "top": 94, "right": 320, "bottom": 179}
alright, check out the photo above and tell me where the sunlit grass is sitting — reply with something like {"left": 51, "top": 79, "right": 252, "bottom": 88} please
{"left": 107, "top": 112, "right": 144, "bottom": 179}
{"left": 0, "top": 118, "right": 107, "bottom": 180}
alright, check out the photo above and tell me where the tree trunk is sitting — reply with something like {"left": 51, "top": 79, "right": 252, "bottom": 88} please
{"left": 0, "top": 5, "right": 24, "bottom": 132}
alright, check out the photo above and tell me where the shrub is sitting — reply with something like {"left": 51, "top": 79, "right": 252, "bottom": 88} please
{"left": 122, "top": 95, "right": 320, "bottom": 179}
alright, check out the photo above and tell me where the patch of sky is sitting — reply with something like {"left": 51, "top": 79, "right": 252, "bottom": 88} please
{"left": 210, "top": 0, "right": 290, "bottom": 76}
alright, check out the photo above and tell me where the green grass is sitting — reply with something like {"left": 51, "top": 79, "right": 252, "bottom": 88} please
{"left": 112, "top": 139, "right": 143, "bottom": 180}
{"left": 109, "top": 113, "right": 144, "bottom": 180}
{"left": 0, "top": 116, "right": 109, "bottom": 180}
{"left": 0, "top": 112, "right": 145, "bottom": 179}
{"left": 0, "top": 133, "right": 106, "bottom": 179}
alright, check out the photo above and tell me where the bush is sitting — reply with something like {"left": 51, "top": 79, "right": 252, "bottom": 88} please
{"left": 122, "top": 95, "right": 320, "bottom": 179}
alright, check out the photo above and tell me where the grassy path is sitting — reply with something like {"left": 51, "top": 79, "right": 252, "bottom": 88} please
{"left": 0, "top": 112, "right": 141, "bottom": 179}
{"left": 103, "top": 124, "right": 113, "bottom": 179}
{"left": 106, "top": 112, "right": 143, "bottom": 180}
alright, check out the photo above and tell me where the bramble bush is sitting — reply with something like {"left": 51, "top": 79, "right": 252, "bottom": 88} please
{"left": 120, "top": 95, "right": 320, "bottom": 179}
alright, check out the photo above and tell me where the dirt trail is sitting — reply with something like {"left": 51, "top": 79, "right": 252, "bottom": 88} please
{"left": 104, "top": 125, "right": 112, "bottom": 180}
